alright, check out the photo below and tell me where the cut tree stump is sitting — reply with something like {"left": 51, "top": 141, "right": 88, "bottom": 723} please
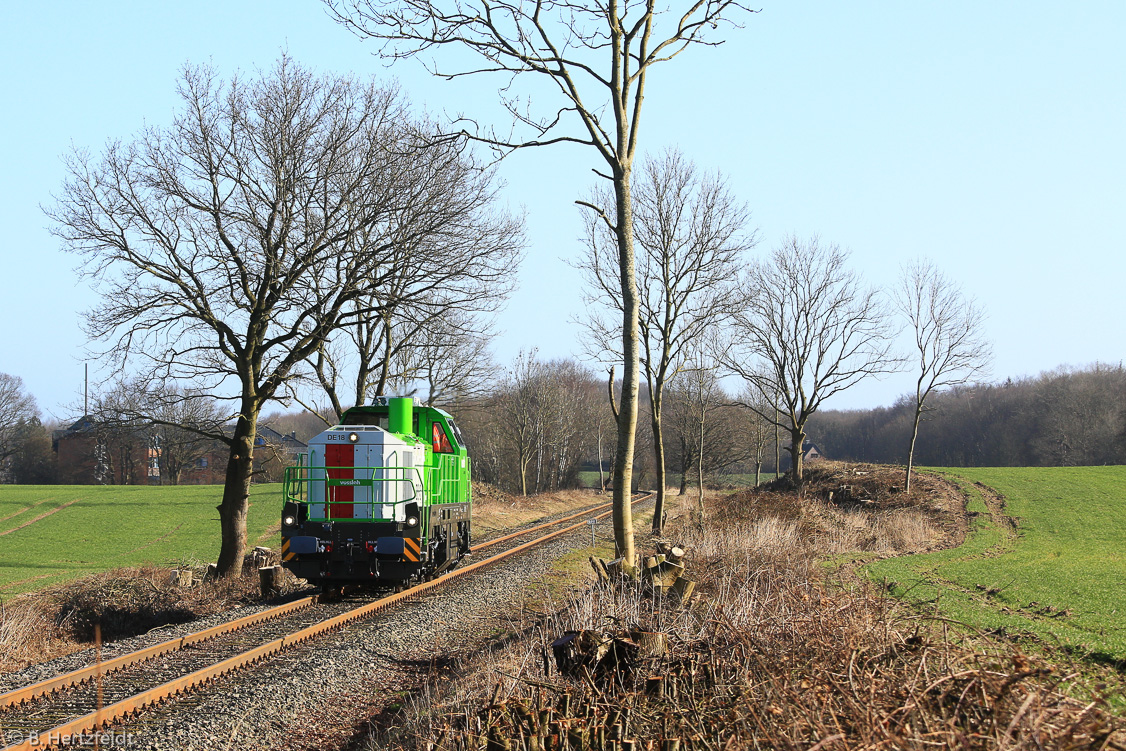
{"left": 644, "top": 560, "right": 685, "bottom": 588}
{"left": 170, "top": 569, "right": 194, "bottom": 588}
{"left": 671, "top": 577, "right": 696, "bottom": 604}
{"left": 258, "top": 565, "right": 281, "bottom": 597}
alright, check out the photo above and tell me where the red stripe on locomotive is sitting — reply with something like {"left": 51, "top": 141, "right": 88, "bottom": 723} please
{"left": 325, "top": 443, "right": 355, "bottom": 519}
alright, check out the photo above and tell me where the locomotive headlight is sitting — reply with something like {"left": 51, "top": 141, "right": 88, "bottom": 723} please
{"left": 348, "top": 432, "right": 360, "bottom": 443}
{"left": 406, "top": 515, "right": 419, "bottom": 528}
{"left": 283, "top": 515, "right": 297, "bottom": 527}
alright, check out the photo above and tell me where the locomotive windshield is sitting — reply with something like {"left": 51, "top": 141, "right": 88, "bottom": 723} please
{"left": 447, "top": 419, "right": 467, "bottom": 450}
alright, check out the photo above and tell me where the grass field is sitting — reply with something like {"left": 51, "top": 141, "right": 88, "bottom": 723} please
{"left": 867, "top": 466, "right": 1126, "bottom": 666}
{"left": 0, "top": 484, "right": 283, "bottom": 594}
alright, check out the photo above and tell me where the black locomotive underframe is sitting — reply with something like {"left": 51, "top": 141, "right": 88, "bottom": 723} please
{"left": 281, "top": 505, "right": 472, "bottom": 586}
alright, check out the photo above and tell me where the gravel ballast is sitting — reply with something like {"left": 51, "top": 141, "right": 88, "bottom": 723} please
{"left": 98, "top": 527, "right": 604, "bottom": 750}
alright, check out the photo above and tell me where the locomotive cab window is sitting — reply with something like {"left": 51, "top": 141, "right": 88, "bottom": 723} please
{"left": 432, "top": 422, "right": 454, "bottom": 453}
{"left": 447, "top": 419, "right": 467, "bottom": 450}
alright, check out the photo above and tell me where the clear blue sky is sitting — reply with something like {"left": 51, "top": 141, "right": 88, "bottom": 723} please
{"left": 1, "top": 1, "right": 1123, "bottom": 420}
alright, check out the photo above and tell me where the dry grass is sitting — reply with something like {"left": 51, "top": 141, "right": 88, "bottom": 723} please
{"left": 472, "top": 482, "right": 608, "bottom": 538}
{"left": 0, "top": 554, "right": 302, "bottom": 675}
{"left": 359, "top": 468, "right": 1126, "bottom": 750}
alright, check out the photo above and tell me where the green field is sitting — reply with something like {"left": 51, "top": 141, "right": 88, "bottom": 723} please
{"left": 867, "top": 466, "right": 1126, "bottom": 665}
{"left": 0, "top": 484, "right": 283, "bottom": 594}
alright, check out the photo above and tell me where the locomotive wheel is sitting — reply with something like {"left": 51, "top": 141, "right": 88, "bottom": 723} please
{"left": 319, "top": 584, "right": 344, "bottom": 602}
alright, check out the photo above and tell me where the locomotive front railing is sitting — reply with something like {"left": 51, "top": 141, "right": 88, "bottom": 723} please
{"left": 283, "top": 464, "right": 426, "bottom": 522}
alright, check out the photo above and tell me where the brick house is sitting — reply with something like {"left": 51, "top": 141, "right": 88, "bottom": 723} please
{"left": 53, "top": 415, "right": 151, "bottom": 485}
{"left": 54, "top": 417, "right": 307, "bottom": 485}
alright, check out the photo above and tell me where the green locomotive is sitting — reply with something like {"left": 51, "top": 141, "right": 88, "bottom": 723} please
{"left": 279, "top": 397, "right": 471, "bottom": 586}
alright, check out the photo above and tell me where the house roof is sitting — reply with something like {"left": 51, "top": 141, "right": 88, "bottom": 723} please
{"left": 783, "top": 440, "right": 824, "bottom": 456}
{"left": 256, "top": 424, "right": 307, "bottom": 449}
{"left": 61, "top": 415, "right": 97, "bottom": 435}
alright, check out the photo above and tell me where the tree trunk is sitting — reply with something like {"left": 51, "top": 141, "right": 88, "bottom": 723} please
{"left": 906, "top": 402, "right": 924, "bottom": 493}
{"left": 678, "top": 436, "right": 689, "bottom": 495}
{"left": 216, "top": 403, "right": 258, "bottom": 577}
{"left": 696, "top": 412, "right": 706, "bottom": 523}
{"left": 371, "top": 315, "right": 394, "bottom": 398}
{"left": 754, "top": 461, "right": 761, "bottom": 487}
{"left": 611, "top": 166, "right": 638, "bottom": 564}
{"left": 597, "top": 427, "right": 605, "bottom": 492}
{"left": 650, "top": 402, "right": 666, "bottom": 533}
{"left": 789, "top": 427, "right": 805, "bottom": 483}
{"left": 774, "top": 420, "right": 780, "bottom": 479}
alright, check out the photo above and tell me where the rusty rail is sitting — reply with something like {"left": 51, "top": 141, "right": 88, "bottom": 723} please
{"left": 0, "top": 595, "right": 317, "bottom": 710}
{"left": 473, "top": 500, "right": 614, "bottom": 550}
{"left": 1, "top": 493, "right": 653, "bottom": 751}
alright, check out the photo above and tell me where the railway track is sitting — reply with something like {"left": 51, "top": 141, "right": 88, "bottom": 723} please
{"left": 0, "top": 493, "right": 652, "bottom": 751}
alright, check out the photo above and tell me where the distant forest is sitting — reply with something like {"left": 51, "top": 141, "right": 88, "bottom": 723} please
{"left": 808, "top": 363, "right": 1126, "bottom": 468}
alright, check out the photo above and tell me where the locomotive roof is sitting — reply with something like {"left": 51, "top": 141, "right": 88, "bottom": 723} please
{"left": 340, "top": 403, "right": 453, "bottom": 419}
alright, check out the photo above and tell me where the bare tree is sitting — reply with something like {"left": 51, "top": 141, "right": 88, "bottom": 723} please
{"left": 575, "top": 148, "right": 753, "bottom": 532}
{"left": 0, "top": 373, "right": 38, "bottom": 466}
{"left": 146, "top": 388, "right": 228, "bottom": 485}
{"left": 5, "top": 418, "right": 56, "bottom": 485}
{"left": 739, "top": 385, "right": 773, "bottom": 486}
{"left": 402, "top": 313, "right": 499, "bottom": 407}
{"left": 723, "top": 236, "right": 899, "bottom": 483}
{"left": 684, "top": 358, "right": 721, "bottom": 522}
{"left": 305, "top": 134, "right": 523, "bottom": 417}
{"left": 666, "top": 366, "right": 752, "bottom": 496}
{"left": 894, "top": 260, "right": 991, "bottom": 491}
{"left": 87, "top": 384, "right": 151, "bottom": 485}
{"left": 326, "top": 0, "right": 753, "bottom": 563}
{"left": 501, "top": 350, "right": 546, "bottom": 496}
{"left": 47, "top": 58, "right": 460, "bottom": 576}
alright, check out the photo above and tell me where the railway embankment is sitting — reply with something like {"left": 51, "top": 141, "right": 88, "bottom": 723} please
{"left": 349, "top": 463, "right": 1126, "bottom": 751}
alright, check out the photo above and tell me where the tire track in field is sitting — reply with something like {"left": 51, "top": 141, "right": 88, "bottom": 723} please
{"left": 255, "top": 521, "right": 281, "bottom": 544}
{"left": 0, "top": 497, "right": 55, "bottom": 525}
{"left": 901, "top": 480, "right": 1058, "bottom": 627}
{"left": 973, "top": 481, "right": 1020, "bottom": 558}
{"left": 0, "top": 573, "right": 57, "bottom": 592}
{"left": 0, "top": 500, "right": 80, "bottom": 537}
{"left": 116, "top": 523, "right": 184, "bottom": 557}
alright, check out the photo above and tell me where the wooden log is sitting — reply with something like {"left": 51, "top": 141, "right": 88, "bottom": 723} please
{"left": 631, "top": 631, "right": 668, "bottom": 656}
{"left": 604, "top": 557, "right": 639, "bottom": 581}
{"left": 171, "top": 569, "right": 194, "bottom": 588}
{"left": 589, "top": 556, "right": 609, "bottom": 582}
{"left": 258, "top": 565, "right": 281, "bottom": 597}
{"left": 646, "top": 675, "right": 665, "bottom": 697}
{"left": 551, "top": 631, "right": 582, "bottom": 675}
{"left": 647, "top": 561, "right": 685, "bottom": 588}
{"left": 671, "top": 577, "right": 695, "bottom": 604}
{"left": 666, "top": 547, "right": 685, "bottom": 564}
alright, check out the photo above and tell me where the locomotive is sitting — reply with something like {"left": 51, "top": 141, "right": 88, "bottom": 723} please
{"left": 279, "top": 396, "right": 472, "bottom": 587}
